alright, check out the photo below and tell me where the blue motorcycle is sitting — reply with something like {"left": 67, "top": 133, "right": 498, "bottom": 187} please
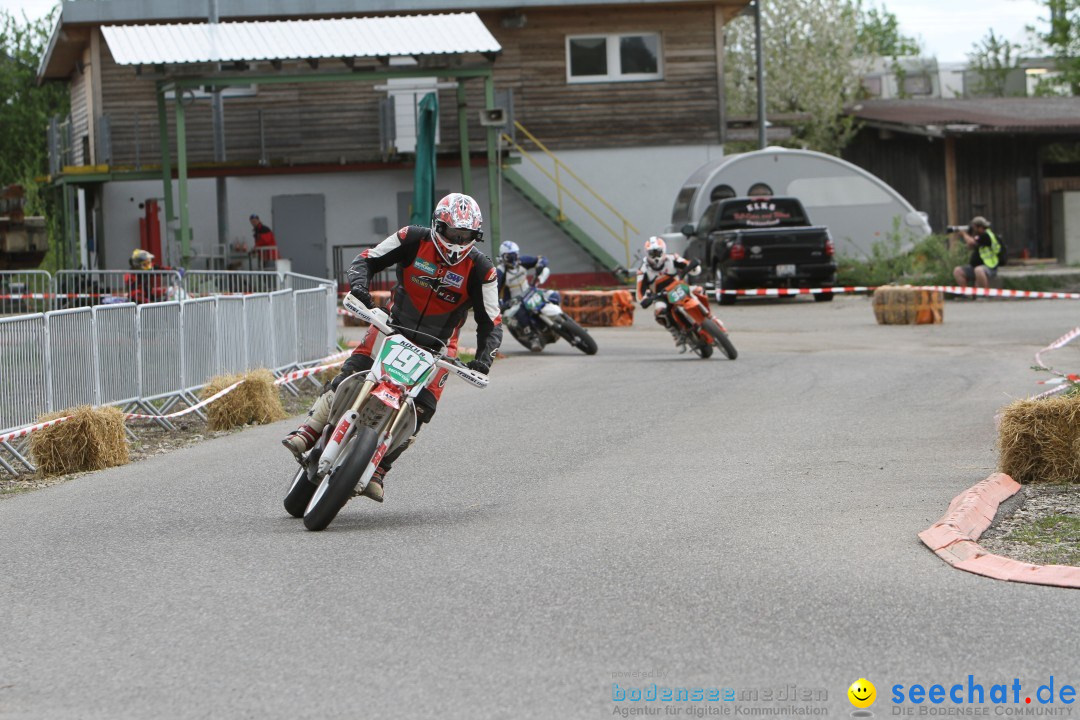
{"left": 504, "top": 286, "right": 598, "bottom": 355}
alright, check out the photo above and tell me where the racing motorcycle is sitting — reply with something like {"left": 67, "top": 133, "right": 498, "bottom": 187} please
{"left": 504, "top": 286, "right": 598, "bottom": 355}
{"left": 646, "top": 278, "right": 737, "bottom": 360}
{"left": 283, "top": 293, "right": 488, "bottom": 531}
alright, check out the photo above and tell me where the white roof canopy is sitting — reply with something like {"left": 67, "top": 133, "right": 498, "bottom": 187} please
{"left": 101, "top": 13, "right": 501, "bottom": 66}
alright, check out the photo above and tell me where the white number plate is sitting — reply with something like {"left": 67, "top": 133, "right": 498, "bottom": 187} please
{"left": 776, "top": 264, "right": 796, "bottom": 278}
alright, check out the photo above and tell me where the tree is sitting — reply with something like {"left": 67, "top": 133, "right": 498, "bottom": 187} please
{"left": 724, "top": 0, "right": 915, "bottom": 155}
{"left": 966, "top": 29, "right": 1024, "bottom": 97}
{"left": 1034, "top": 0, "right": 1080, "bottom": 94}
{"left": 854, "top": 1, "right": 920, "bottom": 58}
{"left": 0, "top": 9, "right": 68, "bottom": 184}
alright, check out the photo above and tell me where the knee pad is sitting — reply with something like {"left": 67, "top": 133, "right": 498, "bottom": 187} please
{"left": 415, "top": 388, "right": 438, "bottom": 425}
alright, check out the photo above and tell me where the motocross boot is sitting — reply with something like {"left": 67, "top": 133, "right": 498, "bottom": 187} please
{"left": 281, "top": 389, "right": 334, "bottom": 461}
{"left": 354, "top": 466, "right": 386, "bottom": 503}
{"left": 667, "top": 325, "right": 688, "bottom": 352}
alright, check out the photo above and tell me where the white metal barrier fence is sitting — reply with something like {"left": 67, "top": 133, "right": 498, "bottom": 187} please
{"left": 182, "top": 297, "right": 219, "bottom": 392}
{"left": 0, "top": 270, "right": 53, "bottom": 315}
{"left": 0, "top": 313, "right": 50, "bottom": 432}
{"left": 185, "top": 270, "right": 279, "bottom": 297}
{"left": 0, "top": 270, "right": 338, "bottom": 314}
{"left": 54, "top": 269, "right": 185, "bottom": 308}
{"left": 47, "top": 307, "right": 98, "bottom": 411}
{"left": 0, "top": 287, "right": 337, "bottom": 445}
{"left": 93, "top": 303, "right": 139, "bottom": 406}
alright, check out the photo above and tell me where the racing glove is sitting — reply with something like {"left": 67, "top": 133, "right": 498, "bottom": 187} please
{"left": 640, "top": 295, "right": 654, "bottom": 309}
{"left": 466, "top": 358, "right": 491, "bottom": 375}
{"left": 350, "top": 286, "right": 373, "bottom": 308}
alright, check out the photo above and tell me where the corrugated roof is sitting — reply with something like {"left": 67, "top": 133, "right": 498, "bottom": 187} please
{"left": 101, "top": 13, "right": 501, "bottom": 66}
{"left": 849, "top": 98, "right": 1080, "bottom": 135}
{"left": 64, "top": 0, "right": 735, "bottom": 25}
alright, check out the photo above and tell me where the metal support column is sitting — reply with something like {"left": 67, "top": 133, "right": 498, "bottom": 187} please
{"left": 483, "top": 74, "right": 500, "bottom": 253}
{"left": 174, "top": 95, "right": 192, "bottom": 265}
{"left": 754, "top": 0, "right": 767, "bottom": 150}
{"left": 457, "top": 81, "right": 473, "bottom": 196}
{"left": 156, "top": 85, "right": 176, "bottom": 255}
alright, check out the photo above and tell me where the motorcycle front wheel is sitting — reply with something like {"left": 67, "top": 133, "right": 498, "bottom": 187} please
{"left": 303, "top": 426, "right": 380, "bottom": 531}
{"left": 283, "top": 443, "right": 324, "bottom": 518}
{"left": 555, "top": 316, "right": 598, "bottom": 355}
{"left": 701, "top": 318, "right": 738, "bottom": 360}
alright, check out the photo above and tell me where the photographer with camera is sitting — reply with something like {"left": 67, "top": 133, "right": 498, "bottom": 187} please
{"left": 950, "top": 216, "right": 1002, "bottom": 294}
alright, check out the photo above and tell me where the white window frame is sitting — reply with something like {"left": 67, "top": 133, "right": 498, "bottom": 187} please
{"left": 565, "top": 32, "right": 663, "bottom": 84}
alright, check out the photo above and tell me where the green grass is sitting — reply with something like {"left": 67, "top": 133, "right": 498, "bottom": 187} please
{"left": 1004, "top": 515, "right": 1080, "bottom": 565}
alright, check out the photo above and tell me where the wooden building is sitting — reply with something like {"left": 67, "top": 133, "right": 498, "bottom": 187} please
{"left": 843, "top": 98, "right": 1080, "bottom": 258}
{"left": 39, "top": 0, "right": 751, "bottom": 279}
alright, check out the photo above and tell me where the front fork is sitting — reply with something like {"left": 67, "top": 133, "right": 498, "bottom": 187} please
{"left": 316, "top": 379, "right": 416, "bottom": 485}
{"left": 318, "top": 379, "right": 374, "bottom": 475}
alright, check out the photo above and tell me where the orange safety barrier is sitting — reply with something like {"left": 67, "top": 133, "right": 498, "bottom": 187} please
{"left": 558, "top": 290, "right": 635, "bottom": 327}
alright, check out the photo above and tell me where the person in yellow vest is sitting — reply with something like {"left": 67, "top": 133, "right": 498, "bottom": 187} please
{"left": 951, "top": 216, "right": 1001, "bottom": 291}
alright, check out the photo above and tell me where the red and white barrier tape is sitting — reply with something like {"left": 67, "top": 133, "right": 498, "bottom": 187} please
{"left": 718, "top": 286, "right": 874, "bottom": 297}
{"left": 0, "top": 416, "right": 75, "bottom": 444}
{"left": 717, "top": 285, "right": 1080, "bottom": 299}
{"left": 1030, "top": 325, "right": 1080, "bottom": 398}
{"left": 272, "top": 351, "right": 351, "bottom": 385}
{"left": 0, "top": 349, "right": 353, "bottom": 445}
{"left": 921, "top": 285, "right": 1080, "bottom": 300}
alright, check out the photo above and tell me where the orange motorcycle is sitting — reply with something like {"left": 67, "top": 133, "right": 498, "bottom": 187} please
{"left": 647, "top": 276, "right": 737, "bottom": 360}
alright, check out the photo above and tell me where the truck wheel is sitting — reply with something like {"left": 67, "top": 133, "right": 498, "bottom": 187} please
{"left": 813, "top": 291, "right": 835, "bottom": 302}
{"left": 714, "top": 266, "right": 736, "bottom": 305}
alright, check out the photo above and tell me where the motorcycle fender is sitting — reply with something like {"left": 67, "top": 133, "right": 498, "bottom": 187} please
{"left": 539, "top": 303, "right": 563, "bottom": 318}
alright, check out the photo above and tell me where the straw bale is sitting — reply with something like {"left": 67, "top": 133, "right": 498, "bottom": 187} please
{"left": 28, "top": 406, "right": 129, "bottom": 476}
{"left": 998, "top": 394, "right": 1080, "bottom": 484}
{"left": 202, "top": 369, "right": 286, "bottom": 431}
{"left": 872, "top": 286, "right": 943, "bottom": 325}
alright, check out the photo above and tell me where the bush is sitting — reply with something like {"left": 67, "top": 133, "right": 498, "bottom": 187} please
{"left": 837, "top": 230, "right": 968, "bottom": 287}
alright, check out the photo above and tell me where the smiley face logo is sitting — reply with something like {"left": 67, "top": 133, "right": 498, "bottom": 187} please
{"left": 848, "top": 679, "right": 876, "bottom": 709}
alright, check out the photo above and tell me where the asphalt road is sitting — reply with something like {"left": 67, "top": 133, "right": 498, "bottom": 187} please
{"left": 3, "top": 296, "right": 1080, "bottom": 719}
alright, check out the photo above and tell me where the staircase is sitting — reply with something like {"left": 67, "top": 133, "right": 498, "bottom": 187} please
{"left": 500, "top": 122, "right": 637, "bottom": 273}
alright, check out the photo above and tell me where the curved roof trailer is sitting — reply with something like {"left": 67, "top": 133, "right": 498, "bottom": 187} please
{"left": 664, "top": 147, "right": 932, "bottom": 258}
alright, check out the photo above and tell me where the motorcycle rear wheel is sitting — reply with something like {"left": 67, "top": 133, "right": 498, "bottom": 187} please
{"left": 556, "top": 316, "right": 598, "bottom": 355}
{"left": 701, "top": 318, "right": 738, "bottom": 360}
{"left": 303, "top": 427, "right": 380, "bottom": 531}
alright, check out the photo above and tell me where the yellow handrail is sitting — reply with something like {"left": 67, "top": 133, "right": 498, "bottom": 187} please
{"left": 506, "top": 138, "right": 628, "bottom": 256}
{"left": 501, "top": 121, "right": 639, "bottom": 266}
{"left": 513, "top": 123, "right": 640, "bottom": 233}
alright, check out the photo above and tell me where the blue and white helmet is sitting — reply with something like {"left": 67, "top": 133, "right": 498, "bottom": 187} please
{"left": 499, "top": 240, "right": 520, "bottom": 268}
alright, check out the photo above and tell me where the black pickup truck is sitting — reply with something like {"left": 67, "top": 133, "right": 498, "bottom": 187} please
{"left": 680, "top": 196, "right": 837, "bottom": 304}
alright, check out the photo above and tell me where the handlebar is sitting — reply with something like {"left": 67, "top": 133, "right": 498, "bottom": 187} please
{"left": 342, "top": 293, "right": 488, "bottom": 389}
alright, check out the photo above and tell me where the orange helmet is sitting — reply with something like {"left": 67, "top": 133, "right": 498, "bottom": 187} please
{"left": 644, "top": 236, "right": 666, "bottom": 270}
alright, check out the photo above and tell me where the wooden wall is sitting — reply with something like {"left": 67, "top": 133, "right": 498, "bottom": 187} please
{"left": 69, "top": 66, "right": 89, "bottom": 166}
{"left": 844, "top": 130, "right": 1045, "bottom": 255}
{"left": 84, "top": 3, "right": 720, "bottom": 168}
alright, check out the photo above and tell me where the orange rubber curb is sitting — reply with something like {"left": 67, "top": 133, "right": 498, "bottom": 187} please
{"left": 919, "top": 473, "right": 1080, "bottom": 588}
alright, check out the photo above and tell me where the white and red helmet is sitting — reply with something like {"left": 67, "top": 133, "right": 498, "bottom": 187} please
{"left": 431, "top": 193, "right": 483, "bottom": 266}
{"left": 644, "top": 236, "right": 667, "bottom": 270}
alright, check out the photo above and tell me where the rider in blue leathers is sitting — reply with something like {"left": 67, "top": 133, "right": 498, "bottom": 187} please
{"left": 496, "top": 240, "right": 550, "bottom": 352}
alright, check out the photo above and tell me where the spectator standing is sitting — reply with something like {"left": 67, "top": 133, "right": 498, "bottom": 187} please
{"left": 249, "top": 214, "right": 279, "bottom": 267}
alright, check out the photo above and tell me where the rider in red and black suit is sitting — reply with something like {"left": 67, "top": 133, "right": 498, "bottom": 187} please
{"left": 282, "top": 193, "right": 502, "bottom": 502}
